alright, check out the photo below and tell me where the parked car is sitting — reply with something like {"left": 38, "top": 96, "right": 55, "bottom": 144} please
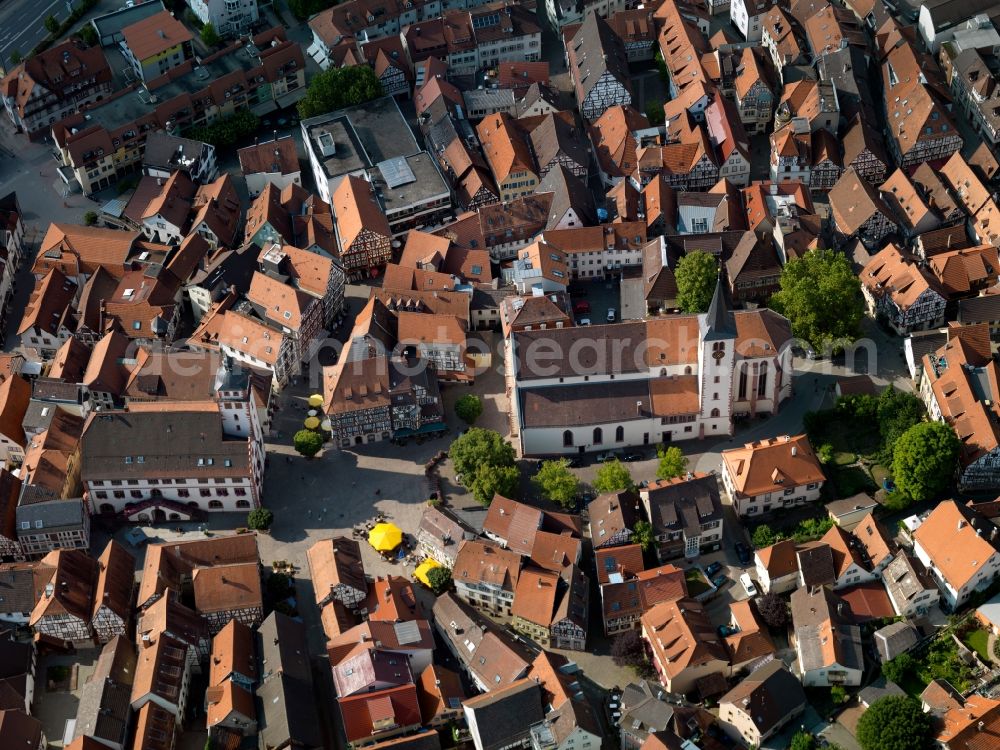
{"left": 712, "top": 574, "right": 728, "bottom": 588}
{"left": 578, "top": 318, "right": 591, "bottom": 326}
{"left": 623, "top": 452, "right": 643, "bottom": 462}
{"left": 573, "top": 301, "right": 591, "bottom": 314}
{"left": 705, "top": 561, "right": 723, "bottom": 577}
{"left": 735, "top": 542, "right": 752, "bottom": 566}
{"left": 717, "top": 624, "right": 738, "bottom": 637}
{"left": 739, "top": 572, "right": 758, "bottom": 597}
{"left": 607, "top": 308, "right": 617, "bottom": 321}
{"left": 596, "top": 451, "right": 624, "bottom": 463}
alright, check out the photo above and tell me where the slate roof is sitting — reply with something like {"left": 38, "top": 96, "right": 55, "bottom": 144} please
{"left": 463, "top": 679, "right": 544, "bottom": 750}
{"left": 719, "top": 661, "right": 806, "bottom": 736}
{"left": 73, "top": 636, "right": 136, "bottom": 747}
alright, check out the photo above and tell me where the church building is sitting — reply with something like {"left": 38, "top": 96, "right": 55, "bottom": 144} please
{"left": 505, "top": 281, "right": 795, "bottom": 455}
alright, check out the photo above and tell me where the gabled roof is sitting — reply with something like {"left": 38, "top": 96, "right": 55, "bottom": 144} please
{"left": 307, "top": 536, "right": 367, "bottom": 605}
{"left": 722, "top": 434, "right": 824, "bottom": 498}
{"left": 92, "top": 540, "right": 135, "bottom": 622}
{"left": 914, "top": 500, "right": 1000, "bottom": 591}
{"left": 642, "top": 598, "right": 729, "bottom": 679}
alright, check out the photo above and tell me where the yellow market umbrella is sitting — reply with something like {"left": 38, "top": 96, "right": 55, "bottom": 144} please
{"left": 369, "top": 523, "right": 403, "bottom": 551}
{"left": 414, "top": 559, "right": 442, "bottom": 587}
{"left": 308, "top": 394, "right": 324, "bottom": 408}
{"left": 304, "top": 416, "right": 321, "bottom": 430}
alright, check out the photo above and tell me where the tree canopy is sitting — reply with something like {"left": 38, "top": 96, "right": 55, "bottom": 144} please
{"left": 881, "top": 653, "right": 916, "bottom": 685}
{"left": 426, "top": 566, "right": 452, "bottom": 594}
{"left": 455, "top": 394, "right": 483, "bottom": 425}
{"left": 755, "top": 593, "right": 790, "bottom": 628}
{"left": 674, "top": 251, "right": 718, "bottom": 313}
{"left": 297, "top": 66, "right": 383, "bottom": 119}
{"left": 247, "top": 507, "right": 274, "bottom": 531}
{"left": 632, "top": 520, "right": 654, "bottom": 551}
{"left": 770, "top": 248, "right": 864, "bottom": 352}
{"left": 892, "top": 421, "right": 960, "bottom": 503}
{"left": 877, "top": 387, "right": 925, "bottom": 449}
{"left": 856, "top": 696, "right": 932, "bottom": 750}
{"left": 189, "top": 110, "right": 259, "bottom": 148}
{"left": 790, "top": 733, "right": 817, "bottom": 750}
{"left": 293, "top": 429, "right": 323, "bottom": 458}
{"left": 200, "top": 22, "right": 220, "bottom": 47}
{"left": 593, "top": 459, "right": 635, "bottom": 493}
{"left": 655, "top": 446, "right": 688, "bottom": 481}
{"left": 450, "top": 428, "right": 515, "bottom": 480}
{"left": 468, "top": 464, "right": 519, "bottom": 506}
{"left": 532, "top": 459, "right": 580, "bottom": 509}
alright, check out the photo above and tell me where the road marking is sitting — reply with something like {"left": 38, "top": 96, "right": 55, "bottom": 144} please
{"left": 0, "top": 0, "right": 65, "bottom": 57}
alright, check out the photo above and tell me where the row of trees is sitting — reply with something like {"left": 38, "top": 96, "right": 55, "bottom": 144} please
{"left": 674, "top": 248, "right": 864, "bottom": 355}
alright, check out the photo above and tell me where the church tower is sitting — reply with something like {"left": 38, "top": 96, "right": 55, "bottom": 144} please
{"left": 698, "top": 276, "right": 737, "bottom": 437}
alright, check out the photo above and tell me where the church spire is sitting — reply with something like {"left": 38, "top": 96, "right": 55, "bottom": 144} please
{"left": 702, "top": 273, "right": 735, "bottom": 341}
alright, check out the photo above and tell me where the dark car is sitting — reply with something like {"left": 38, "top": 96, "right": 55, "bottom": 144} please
{"left": 712, "top": 574, "right": 728, "bottom": 588}
{"left": 623, "top": 452, "right": 643, "bottom": 462}
{"left": 735, "top": 543, "right": 752, "bottom": 566}
{"left": 717, "top": 624, "right": 738, "bottom": 637}
{"left": 704, "top": 561, "right": 723, "bottom": 577}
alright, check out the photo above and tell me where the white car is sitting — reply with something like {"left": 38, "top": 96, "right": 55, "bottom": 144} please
{"left": 739, "top": 572, "right": 758, "bottom": 597}
{"left": 578, "top": 318, "right": 591, "bottom": 326}
{"left": 607, "top": 308, "right": 616, "bottom": 322}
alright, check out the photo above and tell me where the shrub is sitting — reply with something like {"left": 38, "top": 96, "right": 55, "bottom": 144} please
{"left": 454, "top": 394, "right": 483, "bottom": 425}
{"left": 247, "top": 507, "right": 274, "bottom": 530}
{"left": 293, "top": 429, "right": 323, "bottom": 458}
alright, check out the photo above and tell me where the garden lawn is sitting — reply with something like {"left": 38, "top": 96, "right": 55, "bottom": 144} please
{"left": 685, "top": 568, "right": 711, "bottom": 597}
{"left": 963, "top": 628, "right": 992, "bottom": 663}
{"left": 869, "top": 463, "right": 890, "bottom": 486}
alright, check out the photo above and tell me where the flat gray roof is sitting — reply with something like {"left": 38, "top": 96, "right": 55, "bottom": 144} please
{"left": 303, "top": 96, "right": 418, "bottom": 181}
{"left": 375, "top": 152, "right": 449, "bottom": 217}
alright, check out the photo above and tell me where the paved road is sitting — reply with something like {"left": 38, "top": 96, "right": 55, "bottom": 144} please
{"left": 0, "top": 0, "right": 73, "bottom": 67}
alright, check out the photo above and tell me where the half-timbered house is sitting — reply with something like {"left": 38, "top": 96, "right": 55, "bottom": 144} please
{"left": 332, "top": 175, "right": 393, "bottom": 280}
{"left": 566, "top": 12, "right": 633, "bottom": 120}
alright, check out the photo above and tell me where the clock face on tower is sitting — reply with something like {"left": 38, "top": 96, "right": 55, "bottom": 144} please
{"left": 712, "top": 349, "right": 725, "bottom": 361}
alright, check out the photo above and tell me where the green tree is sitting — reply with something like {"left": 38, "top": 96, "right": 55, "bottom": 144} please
{"left": 200, "top": 22, "right": 220, "bottom": 47}
{"left": 45, "top": 15, "right": 59, "bottom": 34}
{"left": 426, "top": 566, "right": 452, "bottom": 594}
{"left": 293, "top": 429, "right": 323, "bottom": 457}
{"left": 830, "top": 685, "right": 848, "bottom": 705}
{"left": 755, "top": 593, "right": 790, "bottom": 628}
{"left": 449, "top": 428, "right": 515, "bottom": 481}
{"left": 790, "top": 733, "right": 817, "bottom": 750}
{"left": 83, "top": 210, "right": 98, "bottom": 226}
{"left": 816, "top": 443, "right": 834, "bottom": 464}
{"left": 655, "top": 446, "right": 688, "bottom": 481}
{"left": 771, "top": 248, "right": 864, "bottom": 352}
{"left": 645, "top": 101, "right": 665, "bottom": 125}
{"left": 751, "top": 524, "right": 778, "bottom": 549}
{"left": 454, "top": 394, "right": 483, "bottom": 425}
{"left": 9, "top": 50, "right": 22, "bottom": 65}
{"left": 287, "top": 0, "right": 337, "bottom": 20}
{"left": 632, "top": 520, "right": 654, "bottom": 551}
{"left": 532, "top": 459, "right": 580, "bottom": 509}
{"left": 468, "top": 464, "right": 519, "bottom": 506}
{"left": 78, "top": 25, "right": 97, "bottom": 46}
{"left": 856, "top": 696, "right": 932, "bottom": 750}
{"left": 882, "top": 653, "right": 916, "bottom": 685}
{"left": 674, "top": 250, "right": 718, "bottom": 313}
{"left": 593, "top": 459, "right": 634, "bottom": 493}
{"left": 654, "top": 49, "right": 669, "bottom": 84}
{"left": 188, "top": 110, "right": 259, "bottom": 148}
{"left": 247, "top": 507, "right": 274, "bottom": 530}
{"left": 297, "top": 66, "right": 383, "bottom": 119}
{"left": 877, "top": 387, "right": 925, "bottom": 449}
{"left": 892, "top": 421, "right": 960, "bottom": 502}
